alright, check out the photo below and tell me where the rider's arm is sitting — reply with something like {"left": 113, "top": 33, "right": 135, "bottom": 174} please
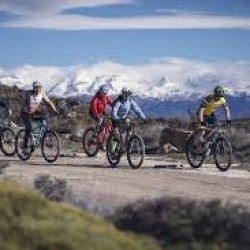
{"left": 91, "top": 96, "right": 100, "bottom": 118}
{"left": 25, "top": 91, "right": 33, "bottom": 113}
{"left": 131, "top": 100, "right": 146, "bottom": 120}
{"left": 111, "top": 100, "right": 121, "bottom": 120}
{"left": 199, "top": 107, "right": 205, "bottom": 122}
{"left": 224, "top": 105, "right": 231, "bottom": 120}
{"left": 42, "top": 91, "right": 58, "bottom": 113}
{"left": 107, "top": 96, "right": 113, "bottom": 107}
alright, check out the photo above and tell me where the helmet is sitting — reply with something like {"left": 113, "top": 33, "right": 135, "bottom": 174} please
{"left": 121, "top": 87, "right": 132, "bottom": 96}
{"left": 33, "top": 81, "right": 43, "bottom": 88}
{"left": 214, "top": 85, "right": 225, "bottom": 97}
{"left": 99, "top": 85, "right": 109, "bottom": 94}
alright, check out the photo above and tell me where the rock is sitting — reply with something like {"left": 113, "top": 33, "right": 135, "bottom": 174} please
{"left": 157, "top": 143, "right": 178, "bottom": 154}
{"left": 0, "top": 161, "right": 10, "bottom": 174}
{"left": 158, "top": 127, "right": 191, "bottom": 153}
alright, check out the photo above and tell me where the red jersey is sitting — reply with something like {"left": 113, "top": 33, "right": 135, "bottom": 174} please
{"left": 90, "top": 93, "right": 113, "bottom": 118}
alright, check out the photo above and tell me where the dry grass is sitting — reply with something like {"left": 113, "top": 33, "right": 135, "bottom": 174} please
{"left": 112, "top": 197, "right": 250, "bottom": 250}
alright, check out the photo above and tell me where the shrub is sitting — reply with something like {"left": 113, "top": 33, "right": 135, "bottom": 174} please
{"left": 34, "top": 174, "right": 69, "bottom": 202}
{"left": 229, "top": 128, "right": 250, "bottom": 165}
{"left": 0, "top": 180, "right": 160, "bottom": 250}
{"left": 112, "top": 197, "right": 250, "bottom": 249}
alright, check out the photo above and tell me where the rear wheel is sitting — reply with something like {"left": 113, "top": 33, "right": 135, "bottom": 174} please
{"left": 127, "top": 133, "right": 145, "bottom": 169}
{"left": 41, "top": 130, "right": 60, "bottom": 163}
{"left": 15, "top": 129, "right": 32, "bottom": 161}
{"left": 106, "top": 134, "right": 122, "bottom": 167}
{"left": 186, "top": 132, "right": 206, "bottom": 168}
{"left": 82, "top": 127, "right": 100, "bottom": 157}
{"left": 0, "top": 127, "right": 16, "bottom": 156}
{"left": 214, "top": 136, "right": 232, "bottom": 172}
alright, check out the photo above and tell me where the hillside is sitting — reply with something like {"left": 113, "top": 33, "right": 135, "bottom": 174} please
{"left": 0, "top": 180, "right": 160, "bottom": 250}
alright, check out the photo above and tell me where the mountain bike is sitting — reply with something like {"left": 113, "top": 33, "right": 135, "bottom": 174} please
{"left": 15, "top": 118, "right": 60, "bottom": 163}
{"left": 0, "top": 108, "right": 16, "bottom": 157}
{"left": 106, "top": 119, "right": 145, "bottom": 169}
{"left": 186, "top": 122, "right": 233, "bottom": 171}
{"left": 82, "top": 117, "right": 112, "bottom": 157}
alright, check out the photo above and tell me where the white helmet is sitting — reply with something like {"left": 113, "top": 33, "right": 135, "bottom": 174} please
{"left": 33, "top": 81, "right": 43, "bottom": 88}
{"left": 99, "top": 85, "right": 109, "bottom": 94}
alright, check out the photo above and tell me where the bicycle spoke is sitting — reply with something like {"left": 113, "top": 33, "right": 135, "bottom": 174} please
{"left": 186, "top": 132, "right": 206, "bottom": 168}
{"left": 16, "top": 129, "right": 32, "bottom": 161}
{"left": 0, "top": 128, "right": 16, "bottom": 156}
{"left": 42, "top": 130, "right": 60, "bottom": 163}
{"left": 82, "top": 127, "right": 100, "bottom": 157}
{"left": 214, "top": 137, "right": 232, "bottom": 171}
{"left": 127, "top": 134, "right": 145, "bottom": 169}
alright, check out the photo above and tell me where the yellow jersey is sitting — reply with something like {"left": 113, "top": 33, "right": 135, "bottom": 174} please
{"left": 201, "top": 94, "right": 227, "bottom": 116}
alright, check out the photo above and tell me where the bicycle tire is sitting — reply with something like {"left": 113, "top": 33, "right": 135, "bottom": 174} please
{"left": 186, "top": 132, "right": 206, "bottom": 168}
{"left": 214, "top": 136, "right": 232, "bottom": 172}
{"left": 0, "top": 127, "right": 16, "bottom": 156}
{"left": 82, "top": 127, "right": 100, "bottom": 157}
{"left": 15, "top": 129, "right": 32, "bottom": 161}
{"left": 127, "top": 133, "right": 145, "bottom": 169}
{"left": 41, "top": 130, "right": 60, "bottom": 163}
{"left": 106, "top": 134, "right": 122, "bottom": 167}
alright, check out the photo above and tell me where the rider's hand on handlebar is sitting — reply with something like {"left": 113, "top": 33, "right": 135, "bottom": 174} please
{"left": 125, "top": 118, "right": 131, "bottom": 124}
{"left": 226, "top": 119, "right": 232, "bottom": 126}
{"left": 200, "top": 121, "right": 206, "bottom": 127}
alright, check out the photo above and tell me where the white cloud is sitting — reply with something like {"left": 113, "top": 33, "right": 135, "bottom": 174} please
{"left": 0, "top": 0, "right": 135, "bottom": 16}
{"left": 1, "top": 58, "right": 250, "bottom": 98}
{"left": 0, "top": 0, "right": 250, "bottom": 30}
{"left": 1, "top": 13, "right": 250, "bottom": 30}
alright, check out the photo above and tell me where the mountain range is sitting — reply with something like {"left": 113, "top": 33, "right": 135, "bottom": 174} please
{"left": 0, "top": 73, "right": 249, "bottom": 119}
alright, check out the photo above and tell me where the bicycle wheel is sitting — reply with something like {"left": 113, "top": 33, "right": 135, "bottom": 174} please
{"left": 0, "top": 127, "right": 16, "bottom": 156}
{"left": 15, "top": 129, "right": 32, "bottom": 161}
{"left": 41, "top": 130, "right": 60, "bottom": 163}
{"left": 106, "top": 134, "right": 122, "bottom": 167}
{"left": 186, "top": 132, "right": 206, "bottom": 168}
{"left": 127, "top": 133, "right": 145, "bottom": 169}
{"left": 82, "top": 127, "right": 100, "bottom": 157}
{"left": 214, "top": 136, "right": 232, "bottom": 172}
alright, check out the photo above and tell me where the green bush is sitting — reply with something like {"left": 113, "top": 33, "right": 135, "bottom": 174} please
{"left": 112, "top": 197, "right": 250, "bottom": 250}
{"left": 0, "top": 181, "right": 160, "bottom": 250}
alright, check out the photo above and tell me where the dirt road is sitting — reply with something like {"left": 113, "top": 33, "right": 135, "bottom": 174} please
{"left": 1, "top": 152, "right": 250, "bottom": 211}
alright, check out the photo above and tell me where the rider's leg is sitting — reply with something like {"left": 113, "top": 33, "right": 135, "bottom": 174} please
{"left": 22, "top": 112, "right": 32, "bottom": 148}
{"left": 96, "top": 116, "right": 104, "bottom": 134}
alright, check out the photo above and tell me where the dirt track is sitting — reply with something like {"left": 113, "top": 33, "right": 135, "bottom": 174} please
{"left": 1, "top": 152, "right": 250, "bottom": 211}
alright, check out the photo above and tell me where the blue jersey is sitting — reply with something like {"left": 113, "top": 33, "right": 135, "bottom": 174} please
{"left": 112, "top": 96, "right": 146, "bottom": 120}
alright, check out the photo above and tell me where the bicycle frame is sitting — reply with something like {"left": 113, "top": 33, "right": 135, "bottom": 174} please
{"left": 95, "top": 117, "right": 113, "bottom": 144}
{"left": 203, "top": 124, "right": 227, "bottom": 144}
{"left": 30, "top": 120, "right": 47, "bottom": 148}
{"left": 117, "top": 122, "right": 136, "bottom": 152}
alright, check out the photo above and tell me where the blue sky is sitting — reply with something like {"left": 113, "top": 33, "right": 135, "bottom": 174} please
{"left": 0, "top": 0, "right": 250, "bottom": 68}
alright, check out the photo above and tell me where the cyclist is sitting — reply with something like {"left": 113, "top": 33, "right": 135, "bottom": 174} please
{"left": 89, "top": 85, "right": 113, "bottom": 143}
{"left": 112, "top": 87, "right": 147, "bottom": 129}
{"left": 0, "top": 101, "right": 12, "bottom": 126}
{"left": 198, "top": 85, "right": 231, "bottom": 127}
{"left": 21, "top": 81, "right": 58, "bottom": 152}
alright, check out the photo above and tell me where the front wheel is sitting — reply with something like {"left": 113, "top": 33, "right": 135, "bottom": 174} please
{"left": 15, "top": 129, "right": 32, "bottom": 161}
{"left": 41, "top": 130, "right": 60, "bottom": 163}
{"left": 82, "top": 127, "right": 100, "bottom": 157}
{"left": 106, "top": 134, "right": 122, "bottom": 167}
{"left": 0, "top": 127, "right": 16, "bottom": 156}
{"left": 127, "top": 134, "right": 145, "bottom": 169}
{"left": 214, "top": 136, "right": 232, "bottom": 172}
{"left": 186, "top": 132, "right": 206, "bottom": 168}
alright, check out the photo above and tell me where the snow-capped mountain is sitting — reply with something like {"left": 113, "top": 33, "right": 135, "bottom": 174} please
{"left": 1, "top": 72, "right": 250, "bottom": 118}
{"left": 0, "top": 70, "right": 250, "bottom": 101}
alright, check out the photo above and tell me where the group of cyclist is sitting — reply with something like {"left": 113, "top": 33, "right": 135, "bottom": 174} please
{"left": 0, "top": 79, "right": 231, "bottom": 156}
